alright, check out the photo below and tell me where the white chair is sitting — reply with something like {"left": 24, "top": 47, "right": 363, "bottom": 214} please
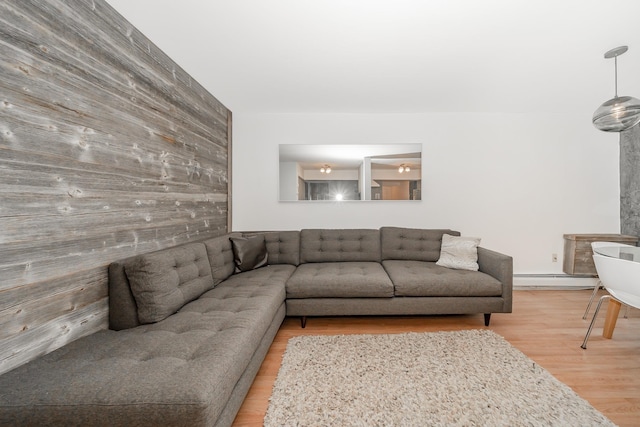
{"left": 582, "top": 241, "right": 633, "bottom": 320}
{"left": 581, "top": 254, "right": 640, "bottom": 349}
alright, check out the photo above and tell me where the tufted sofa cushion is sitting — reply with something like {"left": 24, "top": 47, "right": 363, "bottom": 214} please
{"left": 287, "top": 262, "right": 394, "bottom": 298}
{"left": 204, "top": 233, "right": 239, "bottom": 284}
{"left": 381, "top": 227, "right": 461, "bottom": 262}
{"left": 0, "top": 266, "right": 291, "bottom": 427}
{"left": 125, "top": 242, "right": 214, "bottom": 324}
{"left": 263, "top": 231, "right": 300, "bottom": 265}
{"left": 382, "top": 260, "right": 502, "bottom": 297}
{"left": 239, "top": 231, "right": 301, "bottom": 266}
{"left": 108, "top": 234, "right": 237, "bottom": 331}
{"left": 300, "top": 229, "right": 381, "bottom": 263}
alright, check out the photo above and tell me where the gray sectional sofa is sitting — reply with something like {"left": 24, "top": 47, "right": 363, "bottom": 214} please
{"left": 0, "top": 227, "right": 512, "bottom": 427}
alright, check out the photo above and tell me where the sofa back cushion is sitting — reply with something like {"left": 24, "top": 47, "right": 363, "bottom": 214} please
{"left": 108, "top": 259, "right": 142, "bottom": 330}
{"left": 263, "top": 231, "right": 300, "bottom": 265}
{"left": 204, "top": 233, "right": 239, "bottom": 282}
{"left": 239, "top": 231, "right": 300, "bottom": 265}
{"left": 108, "top": 233, "right": 236, "bottom": 331}
{"left": 300, "top": 229, "right": 381, "bottom": 263}
{"left": 381, "top": 227, "right": 460, "bottom": 262}
{"left": 124, "top": 242, "right": 214, "bottom": 324}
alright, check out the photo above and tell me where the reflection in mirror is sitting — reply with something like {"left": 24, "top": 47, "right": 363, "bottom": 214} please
{"left": 279, "top": 144, "right": 422, "bottom": 201}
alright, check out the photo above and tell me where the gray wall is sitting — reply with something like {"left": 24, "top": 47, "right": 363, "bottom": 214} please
{"left": 621, "top": 125, "right": 640, "bottom": 238}
{"left": 0, "top": 0, "right": 231, "bottom": 375}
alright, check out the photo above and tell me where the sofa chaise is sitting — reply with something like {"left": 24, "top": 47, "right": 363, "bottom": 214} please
{"left": 0, "top": 227, "right": 512, "bottom": 427}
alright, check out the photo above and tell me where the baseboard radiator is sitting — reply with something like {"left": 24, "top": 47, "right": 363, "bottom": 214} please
{"left": 513, "top": 273, "right": 597, "bottom": 289}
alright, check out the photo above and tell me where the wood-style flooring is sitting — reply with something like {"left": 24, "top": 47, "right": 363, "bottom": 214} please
{"left": 232, "top": 290, "right": 640, "bottom": 426}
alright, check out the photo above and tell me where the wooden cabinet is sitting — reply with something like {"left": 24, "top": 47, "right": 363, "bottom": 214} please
{"left": 563, "top": 234, "right": 639, "bottom": 275}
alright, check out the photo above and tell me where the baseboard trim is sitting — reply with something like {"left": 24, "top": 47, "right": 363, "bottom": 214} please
{"left": 513, "top": 274, "right": 598, "bottom": 290}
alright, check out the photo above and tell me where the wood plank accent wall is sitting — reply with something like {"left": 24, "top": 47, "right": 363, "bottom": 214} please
{"left": 621, "top": 125, "right": 640, "bottom": 239}
{"left": 0, "top": 0, "right": 231, "bottom": 375}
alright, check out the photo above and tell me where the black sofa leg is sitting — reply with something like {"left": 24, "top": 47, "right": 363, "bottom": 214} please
{"left": 301, "top": 316, "right": 307, "bottom": 328}
{"left": 484, "top": 313, "right": 491, "bottom": 326}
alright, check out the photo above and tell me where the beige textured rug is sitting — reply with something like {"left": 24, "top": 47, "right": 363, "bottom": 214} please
{"left": 264, "top": 330, "right": 616, "bottom": 426}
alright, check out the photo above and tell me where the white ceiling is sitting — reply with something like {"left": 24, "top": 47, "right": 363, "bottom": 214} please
{"left": 106, "top": 0, "right": 640, "bottom": 115}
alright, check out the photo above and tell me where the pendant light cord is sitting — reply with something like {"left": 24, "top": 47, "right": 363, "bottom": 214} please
{"left": 614, "top": 56, "right": 619, "bottom": 98}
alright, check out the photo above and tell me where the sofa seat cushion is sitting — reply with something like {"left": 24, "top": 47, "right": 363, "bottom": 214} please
{"left": 287, "top": 262, "right": 394, "bottom": 298}
{"left": 0, "top": 269, "right": 289, "bottom": 427}
{"left": 382, "top": 260, "right": 503, "bottom": 297}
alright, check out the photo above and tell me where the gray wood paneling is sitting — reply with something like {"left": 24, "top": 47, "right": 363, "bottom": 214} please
{"left": 621, "top": 125, "right": 640, "bottom": 239}
{"left": 0, "top": 0, "right": 231, "bottom": 374}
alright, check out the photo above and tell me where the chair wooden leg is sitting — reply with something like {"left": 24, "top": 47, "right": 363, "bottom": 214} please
{"left": 603, "top": 299, "right": 622, "bottom": 339}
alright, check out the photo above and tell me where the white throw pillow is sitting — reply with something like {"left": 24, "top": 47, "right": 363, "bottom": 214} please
{"left": 436, "top": 234, "right": 481, "bottom": 271}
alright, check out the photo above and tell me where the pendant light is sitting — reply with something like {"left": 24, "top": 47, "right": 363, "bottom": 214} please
{"left": 592, "top": 46, "right": 640, "bottom": 132}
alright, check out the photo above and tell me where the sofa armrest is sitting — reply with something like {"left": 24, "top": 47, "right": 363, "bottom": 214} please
{"left": 477, "top": 247, "right": 513, "bottom": 312}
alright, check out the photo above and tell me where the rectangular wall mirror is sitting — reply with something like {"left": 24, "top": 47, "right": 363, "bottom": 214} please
{"left": 279, "top": 144, "right": 422, "bottom": 201}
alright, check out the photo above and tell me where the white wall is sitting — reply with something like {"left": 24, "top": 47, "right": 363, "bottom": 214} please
{"left": 279, "top": 161, "right": 299, "bottom": 200}
{"left": 232, "top": 112, "right": 620, "bottom": 274}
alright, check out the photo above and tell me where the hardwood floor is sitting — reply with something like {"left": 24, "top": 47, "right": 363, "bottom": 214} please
{"left": 232, "top": 290, "right": 640, "bottom": 426}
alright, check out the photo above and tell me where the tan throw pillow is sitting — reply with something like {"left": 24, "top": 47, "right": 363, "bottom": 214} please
{"left": 230, "top": 235, "right": 268, "bottom": 272}
{"left": 436, "top": 234, "right": 481, "bottom": 271}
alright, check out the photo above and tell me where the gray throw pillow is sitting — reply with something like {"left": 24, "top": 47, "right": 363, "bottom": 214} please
{"left": 230, "top": 235, "right": 268, "bottom": 272}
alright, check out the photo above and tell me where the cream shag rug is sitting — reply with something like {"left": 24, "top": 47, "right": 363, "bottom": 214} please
{"left": 264, "top": 330, "right": 616, "bottom": 427}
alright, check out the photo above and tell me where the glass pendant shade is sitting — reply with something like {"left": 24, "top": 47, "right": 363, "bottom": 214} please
{"left": 593, "top": 95, "right": 640, "bottom": 132}
{"left": 592, "top": 45, "right": 640, "bottom": 132}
